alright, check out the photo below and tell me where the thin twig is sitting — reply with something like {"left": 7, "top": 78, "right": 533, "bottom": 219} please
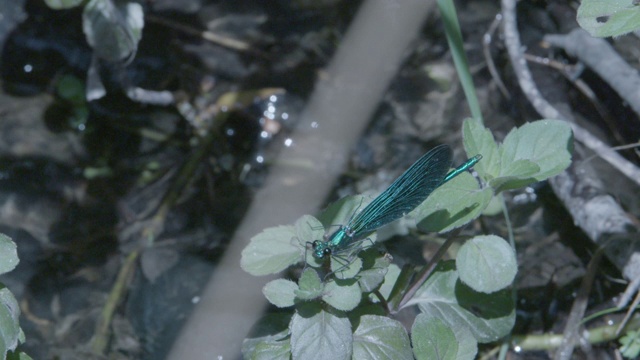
{"left": 396, "top": 228, "right": 461, "bottom": 310}
{"left": 482, "top": 14, "right": 510, "bottom": 99}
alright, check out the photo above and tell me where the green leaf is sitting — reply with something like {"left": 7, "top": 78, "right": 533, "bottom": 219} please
{"left": 371, "top": 264, "right": 401, "bottom": 303}
{"left": 83, "top": 0, "right": 144, "bottom": 62}
{"left": 352, "top": 315, "right": 412, "bottom": 360}
{"left": 297, "top": 215, "right": 325, "bottom": 268}
{"left": 250, "top": 339, "right": 291, "bottom": 360}
{"left": 463, "top": 118, "right": 500, "bottom": 179}
{"left": 296, "top": 268, "right": 323, "bottom": 301}
{"left": 620, "top": 330, "right": 640, "bottom": 359}
{"left": 412, "top": 314, "right": 458, "bottom": 360}
{"left": 242, "top": 313, "right": 291, "bottom": 359}
{"left": 494, "top": 119, "right": 572, "bottom": 191}
{"left": 577, "top": 0, "right": 640, "bottom": 37}
{"left": 331, "top": 256, "right": 362, "bottom": 280}
{"left": 318, "top": 195, "right": 365, "bottom": 228}
{"left": 290, "top": 308, "right": 352, "bottom": 360}
{"left": 263, "top": 279, "right": 298, "bottom": 308}
{"left": 456, "top": 235, "right": 517, "bottom": 293}
{"left": 414, "top": 171, "right": 492, "bottom": 233}
{"left": 323, "top": 279, "right": 362, "bottom": 311}
{"left": 358, "top": 254, "right": 391, "bottom": 293}
{"left": 0, "top": 235, "right": 19, "bottom": 275}
{"left": 412, "top": 313, "right": 478, "bottom": 360}
{"left": 405, "top": 261, "right": 515, "bottom": 343}
{"left": 296, "top": 215, "right": 325, "bottom": 244}
{"left": 241, "top": 225, "right": 302, "bottom": 276}
{"left": 0, "top": 287, "right": 21, "bottom": 358}
{"left": 43, "top": 0, "right": 84, "bottom": 9}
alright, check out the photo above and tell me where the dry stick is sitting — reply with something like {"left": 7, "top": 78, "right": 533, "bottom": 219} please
{"left": 501, "top": 0, "right": 640, "bottom": 357}
{"left": 395, "top": 228, "right": 461, "bottom": 311}
{"left": 544, "top": 29, "right": 640, "bottom": 117}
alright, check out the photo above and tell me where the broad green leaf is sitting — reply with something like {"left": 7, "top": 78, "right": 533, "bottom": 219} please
{"left": 290, "top": 309, "right": 352, "bottom": 360}
{"left": 263, "top": 279, "right": 298, "bottom": 308}
{"left": 619, "top": 329, "right": 640, "bottom": 359}
{"left": 331, "top": 256, "right": 362, "bottom": 279}
{"left": 0, "top": 287, "right": 21, "bottom": 357}
{"left": 358, "top": 254, "right": 391, "bottom": 293}
{"left": 318, "top": 195, "right": 366, "bottom": 228}
{"left": 456, "top": 235, "right": 517, "bottom": 293}
{"left": 323, "top": 279, "right": 362, "bottom": 311}
{"left": 242, "top": 313, "right": 291, "bottom": 359}
{"left": 405, "top": 261, "right": 515, "bottom": 343}
{"left": 43, "top": 0, "right": 84, "bottom": 9}
{"left": 250, "top": 339, "right": 291, "bottom": 360}
{"left": 463, "top": 118, "right": 500, "bottom": 179}
{"left": 495, "top": 119, "right": 572, "bottom": 191}
{"left": 414, "top": 171, "right": 492, "bottom": 233}
{"left": 296, "top": 268, "right": 323, "bottom": 301}
{"left": 241, "top": 225, "right": 302, "bottom": 276}
{"left": 296, "top": 215, "right": 325, "bottom": 244}
{"left": 353, "top": 315, "right": 412, "bottom": 360}
{"left": 297, "top": 215, "right": 325, "bottom": 268}
{"left": 577, "top": 0, "right": 640, "bottom": 37}
{"left": 0, "top": 235, "right": 18, "bottom": 275}
{"left": 412, "top": 314, "right": 458, "bottom": 360}
{"left": 83, "top": 0, "right": 144, "bottom": 62}
{"left": 412, "top": 313, "right": 477, "bottom": 360}
{"left": 374, "top": 264, "right": 401, "bottom": 302}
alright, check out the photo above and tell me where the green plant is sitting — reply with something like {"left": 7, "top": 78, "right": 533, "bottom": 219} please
{"left": 240, "top": 118, "right": 573, "bottom": 360}
{"left": 577, "top": 0, "right": 640, "bottom": 38}
{"left": 0, "top": 234, "right": 32, "bottom": 360}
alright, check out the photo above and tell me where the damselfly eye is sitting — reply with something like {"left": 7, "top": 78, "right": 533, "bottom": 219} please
{"left": 312, "top": 240, "right": 321, "bottom": 249}
{"left": 323, "top": 248, "right": 331, "bottom": 257}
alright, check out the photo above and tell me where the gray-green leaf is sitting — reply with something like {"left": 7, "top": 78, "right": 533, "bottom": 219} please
{"left": 456, "top": 235, "right": 517, "bottom": 293}
{"left": 241, "top": 225, "right": 302, "bottom": 276}
{"left": 263, "top": 279, "right": 298, "bottom": 308}
{"left": 296, "top": 268, "right": 323, "bottom": 301}
{"left": 0, "top": 235, "right": 19, "bottom": 275}
{"left": 406, "top": 262, "right": 515, "bottom": 343}
{"left": 412, "top": 314, "right": 458, "bottom": 360}
{"left": 290, "top": 309, "right": 352, "bottom": 360}
{"left": 0, "top": 287, "right": 21, "bottom": 358}
{"left": 353, "top": 315, "right": 412, "bottom": 360}
{"left": 323, "top": 279, "right": 362, "bottom": 312}
{"left": 577, "top": 0, "right": 640, "bottom": 37}
{"left": 414, "top": 171, "right": 492, "bottom": 233}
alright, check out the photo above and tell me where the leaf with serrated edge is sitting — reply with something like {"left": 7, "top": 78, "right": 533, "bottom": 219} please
{"left": 290, "top": 309, "right": 352, "bottom": 360}
{"left": 323, "top": 279, "right": 362, "bottom": 312}
{"left": 263, "top": 279, "right": 297, "bottom": 308}
{"left": 405, "top": 261, "right": 515, "bottom": 343}
{"left": 412, "top": 314, "right": 458, "bottom": 360}
{"left": 353, "top": 315, "right": 412, "bottom": 360}
{"left": 296, "top": 268, "right": 323, "bottom": 301}
{"left": 241, "top": 225, "right": 302, "bottom": 276}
